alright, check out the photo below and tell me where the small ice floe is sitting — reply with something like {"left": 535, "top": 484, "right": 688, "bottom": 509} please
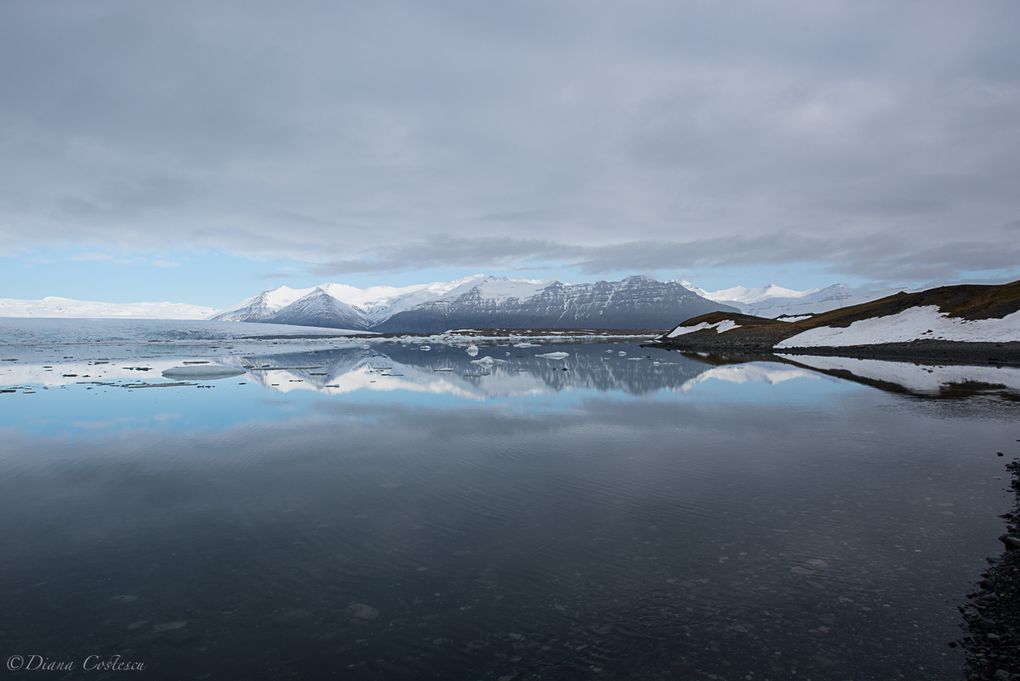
{"left": 535, "top": 352, "right": 569, "bottom": 360}
{"left": 618, "top": 350, "right": 627, "bottom": 356}
{"left": 161, "top": 364, "right": 246, "bottom": 380}
{"left": 466, "top": 344, "right": 479, "bottom": 357}
{"left": 470, "top": 356, "right": 507, "bottom": 367}
{"left": 434, "top": 367, "right": 455, "bottom": 372}
{"left": 419, "top": 345, "right": 431, "bottom": 351}
{"left": 513, "top": 342, "right": 541, "bottom": 348}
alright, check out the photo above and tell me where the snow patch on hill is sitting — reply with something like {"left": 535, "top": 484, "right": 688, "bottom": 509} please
{"left": 776, "top": 306, "right": 1020, "bottom": 348}
{"left": 667, "top": 319, "right": 741, "bottom": 337}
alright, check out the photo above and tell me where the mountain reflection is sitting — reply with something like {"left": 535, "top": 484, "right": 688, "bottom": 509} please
{"left": 232, "top": 343, "right": 736, "bottom": 398}
{"left": 4, "top": 338, "right": 1019, "bottom": 401}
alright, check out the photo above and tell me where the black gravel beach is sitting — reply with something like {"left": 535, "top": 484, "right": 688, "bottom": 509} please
{"left": 960, "top": 458, "right": 1020, "bottom": 680}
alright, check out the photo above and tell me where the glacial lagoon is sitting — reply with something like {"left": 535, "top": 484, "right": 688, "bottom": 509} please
{"left": 1, "top": 321, "right": 1018, "bottom": 680}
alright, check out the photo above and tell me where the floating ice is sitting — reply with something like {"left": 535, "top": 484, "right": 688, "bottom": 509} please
{"left": 535, "top": 352, "right": 569, "bottom": 360}
{"left": 470, "top": 356, "right": 507, "bottom": 367}
{"left": 161, "top": 365, "right": 247, "bottom": 380}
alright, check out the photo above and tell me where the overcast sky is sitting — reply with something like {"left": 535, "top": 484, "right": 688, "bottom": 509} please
{"left": 1, "top": 1, "right": 1019, "bottom": 304}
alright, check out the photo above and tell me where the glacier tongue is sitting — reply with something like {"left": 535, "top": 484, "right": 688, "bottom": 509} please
{"left": 0, "top": 296, "right": 216, "bottom": 320}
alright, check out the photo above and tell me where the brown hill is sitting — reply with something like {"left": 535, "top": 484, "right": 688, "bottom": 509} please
{"left": 654, "top": 279, "right": 1020, "bottom": 358}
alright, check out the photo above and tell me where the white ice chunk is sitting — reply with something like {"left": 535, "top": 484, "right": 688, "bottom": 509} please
{"left": 161, "top": 365, "right": 247, "bottom": 380}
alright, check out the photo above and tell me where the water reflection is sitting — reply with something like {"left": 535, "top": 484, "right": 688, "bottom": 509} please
{"left": 668, "top": 350, "right": 1020, "bottom": 400}
{"left": 1, "top": 338, "right": 1019, "bottom": 680}
{"left": 1, "top": 342, "right": 821, "bottom": 398}
{"left": 4, "top": 339, "right": 1020, "bottom": 404}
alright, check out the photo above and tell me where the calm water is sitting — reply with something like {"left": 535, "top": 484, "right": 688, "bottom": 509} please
{"left": 1, "top": 328, "right": 1018, "bottom": 680}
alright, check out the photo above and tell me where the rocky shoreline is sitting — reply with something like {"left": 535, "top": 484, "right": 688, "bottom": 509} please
{"left": 959, "top": 458, "right": 1020, "bottom": 680}
{"left": 646, "top": 339, "right": 1020, "bottom": 367}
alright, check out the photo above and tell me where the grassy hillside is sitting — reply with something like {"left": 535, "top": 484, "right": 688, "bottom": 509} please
{"left": 656, "top": 278, "right": 1020, "bottom": 353}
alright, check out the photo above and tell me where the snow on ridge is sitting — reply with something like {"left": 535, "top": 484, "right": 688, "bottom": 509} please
{"left": 677, "top": 280, "right": 890, "bottom": 318}
{"left": 666, "top": 319, "right": 742, "bottom": 338}
{"left": 679, "top": 280, "right": 818, "bottom": 305}
{"left": 262, "top": 285, "right": 317, "bottom": 310}
{"left": 709, "top": 283, "right": 817, "bottom": 305}
{"left": 434, "top": 275, "right": 550, "bottom": 303}
{"left": 776, "top": 305, "right": 1020, "bottom": 348}
{"left": 216, "top": 274, "right": 549, "bottom": 324}
{"left": 320, "top": 275, "right": 485, "bottom": 311}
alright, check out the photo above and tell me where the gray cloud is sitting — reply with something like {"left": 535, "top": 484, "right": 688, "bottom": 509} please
{"left": 310, "top": 231, "right": 1020, "bottom": 285}
{"left": 1, "top": 1, "right": 1019, "bottom": 284}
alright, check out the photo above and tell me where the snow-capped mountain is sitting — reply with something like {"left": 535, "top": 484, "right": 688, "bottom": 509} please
{"left": 209, "top": 285, "right": 311, "bottom": 322}
{"left": 215, "top": 275, "right": 737, "bottom": 331}
{"left": 681, "top": 281, "right": 817, "bottom": 305}
{"left": 0, "top": 296, "right": 215, "bottom": 320}
{"left": 212, "top": 275, "right": 500, "bottom": 326}
{"left": 679, "top": 281, "right": 889, "bottom": 318}
{"left": 740, "top": 284, "right": 886, "bottom": 318}
{"left": 376, "top": 276, "right": 735, "bottom": 332}
{"left": 3, "top": 276, "right": 892, "bottom": 328}
{"left": 265, "top": 288, "right": 367, "bottom": 329}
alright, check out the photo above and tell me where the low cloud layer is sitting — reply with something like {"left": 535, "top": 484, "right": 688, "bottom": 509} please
{"left": 1, "top": 1, "right": 1018, "bottom": 284}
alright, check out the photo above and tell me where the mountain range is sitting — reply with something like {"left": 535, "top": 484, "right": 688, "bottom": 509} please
{"left": 212, "top": 275, "right": 740, "bottom": 332}
{"left": 680, "top": 281, "right": 887, "bottom": 318}
{"left": 1, "top": 275, "right": 891, "bottom": 331}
